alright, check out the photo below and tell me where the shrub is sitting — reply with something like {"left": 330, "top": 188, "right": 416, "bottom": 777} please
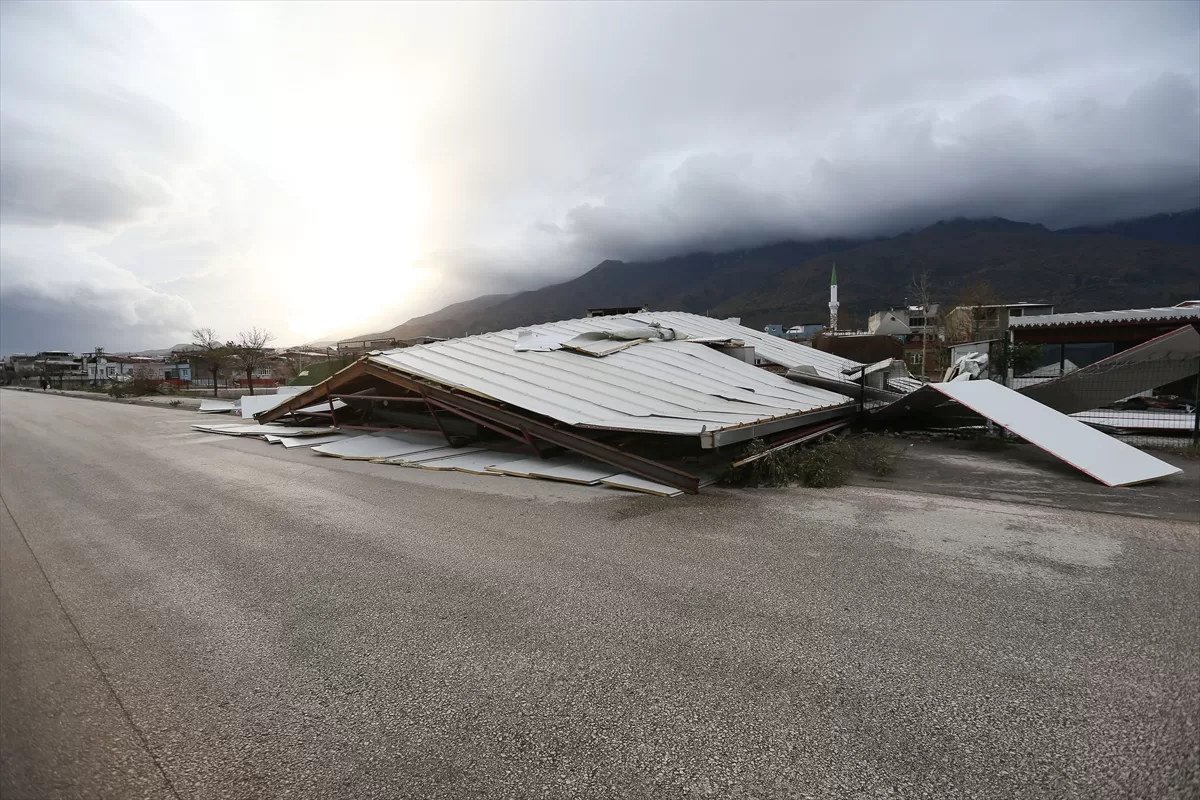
{"left": 129, "top": 365, "right": 164, "bottom": 396}
{"left": 727, "top": 433, "right": 897, "bottom": 488}
{"left": 848, "top": 434, "right": 897, "bottom": 478}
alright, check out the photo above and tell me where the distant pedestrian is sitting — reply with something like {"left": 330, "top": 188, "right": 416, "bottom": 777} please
{"left": 40, "top": 377, "right": 49, "bottom": 391}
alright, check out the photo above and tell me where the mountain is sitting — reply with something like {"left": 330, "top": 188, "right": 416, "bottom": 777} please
{"left": 364, "top": 210, "right": 1200, "bottom": 338}
{"left": 130, "top": 343, "right": 193, "bottom": 357}
{"left": 352, "top": 238, "right": 862, "bottom": 340}
{"left": 354, "top": 292, "right": 518, "bottom": 341}
{"left": 712, "top": 216, "right": 1200, "bottom": 329}
{"left": 1060, "top": 209, "right": 1200, "bottom": 246}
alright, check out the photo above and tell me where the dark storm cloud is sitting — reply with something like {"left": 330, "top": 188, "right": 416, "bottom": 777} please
{"left": 383, "top": 0, "right": 1200, "bottom": 306}
{"left": 0, "top": 279, "right": 194, "bottom": 355}
{"left": 552, "top": 73, "right": 1200, "bottom": 263}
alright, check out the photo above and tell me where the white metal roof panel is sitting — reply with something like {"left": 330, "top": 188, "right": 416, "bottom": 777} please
{"left": 464, "top": 335, "right": 788, "bottom": 416}
{"left": 382, "top": 446, "right": 485, "bottom": 464}
{"left": 527, "top": 458, "right": 624, "bottom": 485}
{"left": 600, "top": 473, "right": 685, "bottom": 497}
{"left": 481, "top": 311, "right": 861, "bottom": 376}
{"left": 192, "top": 423, "right": 336, "bottom": 437}
{"left": 240, "top": 393, "right": 294, "bottom": 419}
{"left": 413, "top": 451, "right": 530, "bottom": 474}
{"left": 311, "top": 431, "right": 446, "bottom": 459}
{"left": 198, "top": 399, "right": 237, "bottom": 413}
{"left": 635, "top": 312, "right": 862, "bottom": 378}
{"left": 280, "top": 432, "right": 360, "bottom": 448}
{"left": 930, "top": 380, "right": 1181, "bottom": 486}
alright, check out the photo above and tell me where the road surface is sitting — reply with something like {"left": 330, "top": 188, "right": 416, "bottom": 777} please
{"left": 2, "top": 390, "right": 1197, "bottom": 799}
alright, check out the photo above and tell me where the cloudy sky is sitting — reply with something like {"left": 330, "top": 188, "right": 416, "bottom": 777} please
{"left": 1, "top": 1, "right": 1197, "bottom": 352}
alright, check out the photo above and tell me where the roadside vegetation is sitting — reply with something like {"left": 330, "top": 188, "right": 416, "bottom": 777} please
{"left": 726, "top": 433, "right": 898, "bottom": 488}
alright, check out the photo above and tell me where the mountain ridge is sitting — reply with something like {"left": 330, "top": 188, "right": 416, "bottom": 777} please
{"left": 358, "top": 209, "right": 1200, "bottom": 339}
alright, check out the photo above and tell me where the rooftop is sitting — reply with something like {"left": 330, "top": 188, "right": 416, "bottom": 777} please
{"left": 1009, "top": 305, "right": 1200, "bottom": 328}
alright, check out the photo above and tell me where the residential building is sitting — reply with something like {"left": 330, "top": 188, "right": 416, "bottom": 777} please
{"left": 943, "top": 302, "right": 1054, "bottom": 343}
{"left": 785, "top": 322, "right": 825, "bottom": 341}
{"left": 868, "top": 304, "right": 942, "bottom": 337}
{"left": 867, "top": 305, "right": 944, "bottom": 379}
{"left": 84, "top": 354, "right": 165, "bottom": 382}
{"left": 3, "top": 353, "right": 38, "bottom": 384}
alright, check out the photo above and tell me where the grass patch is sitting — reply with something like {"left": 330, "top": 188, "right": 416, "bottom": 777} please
{"left": 727, "top": 433, "right": 897, "bottom": 488}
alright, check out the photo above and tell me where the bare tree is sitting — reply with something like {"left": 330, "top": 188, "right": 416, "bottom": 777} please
{"left": 234, "top": 327, "right": 275, "bottom": 395}
{"left": 910, "top": 268, "right": 934, "bottom": 378}
{"left": 191, "top": 327, "right": 232, "bottom": 398}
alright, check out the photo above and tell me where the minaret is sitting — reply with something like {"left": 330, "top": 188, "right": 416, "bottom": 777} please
{"left": 828, "top": 264, "right": 839, "bottom": 331}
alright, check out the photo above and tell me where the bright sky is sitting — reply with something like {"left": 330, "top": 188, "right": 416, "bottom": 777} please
{"left": 1, "top": 1, "right": 1197, "bottom": 352}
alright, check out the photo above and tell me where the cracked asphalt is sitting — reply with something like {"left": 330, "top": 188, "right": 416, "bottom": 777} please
{"left": 1, "top": 390, "right": 1197, "bottom": 799}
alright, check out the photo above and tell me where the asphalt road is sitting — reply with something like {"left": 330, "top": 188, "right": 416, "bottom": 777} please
{"left": 1, "top": 390, "right": 1197, "bottom": 799}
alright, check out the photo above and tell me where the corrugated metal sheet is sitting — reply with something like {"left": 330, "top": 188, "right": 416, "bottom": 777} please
{"left": 369, "top": 312, "right": 857, "bottom": 440}
{"left": 312, "top": 431, "right": 446, "bottom": 459}
{"left": 599, "top": 473, "right": 685, "bottom": 497}
{"left": 1009, "top": 306, "right": 1200, "bottom": 328}
{"left": 413, "top": 451, "right": 530, "bottom": 474}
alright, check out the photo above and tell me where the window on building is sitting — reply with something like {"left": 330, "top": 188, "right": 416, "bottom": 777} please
{"left": 908, "top": 351, "right": 924, "bottom": 366}
{"left": 106, "top": 366, "right": 116, "bottom": 376}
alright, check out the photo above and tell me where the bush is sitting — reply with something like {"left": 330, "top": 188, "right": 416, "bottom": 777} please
{"left": 727, "top": 433, "right": 897, "bottom": 488}
{"left": 797, "top": 438, "right": 854, "bottom": 487}
{"left": 129, "top": 365, "right": 164, "bottom": 396}
{"left": 849, "top": 434, "right": 898, "bottom": 478}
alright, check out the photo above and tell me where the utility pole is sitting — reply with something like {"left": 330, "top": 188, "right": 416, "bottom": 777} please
{"left": 92, "top": 346, "right": 104, "bottom": 387}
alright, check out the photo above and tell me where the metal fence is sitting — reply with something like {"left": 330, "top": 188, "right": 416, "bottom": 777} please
{"left": 1006, "top": 353, "right": 1199, "bottom": 449}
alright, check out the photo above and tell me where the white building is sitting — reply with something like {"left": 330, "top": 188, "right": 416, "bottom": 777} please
{"left": 85, "top": 355, "right": 165, "bottom": 381}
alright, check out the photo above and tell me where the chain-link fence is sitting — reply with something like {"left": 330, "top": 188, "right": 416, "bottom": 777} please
{"left": 1006, "top": 352, "right": 1199, "bottom": 449}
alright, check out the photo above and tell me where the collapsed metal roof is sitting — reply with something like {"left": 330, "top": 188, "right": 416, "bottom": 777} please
{"left": 367, "top": 312, "right": 858, "bottom": 447}
{"left": 257, "top": 312, "right": 869, "bottom": 492}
